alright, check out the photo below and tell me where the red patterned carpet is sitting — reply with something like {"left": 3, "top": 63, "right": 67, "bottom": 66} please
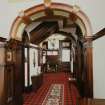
{"left": 23, "top": 72, "right": 79, "bottom": 105}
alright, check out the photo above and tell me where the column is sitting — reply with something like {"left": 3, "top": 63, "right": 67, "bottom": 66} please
{"left": 84, "top": 36, "right": 93, "bottom": 98}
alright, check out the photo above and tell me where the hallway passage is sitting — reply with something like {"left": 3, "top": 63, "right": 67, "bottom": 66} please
{"left": 23, "top": 72, "right": 79, "bottom": 105}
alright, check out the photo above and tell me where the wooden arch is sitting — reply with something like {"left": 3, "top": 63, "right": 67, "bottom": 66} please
{"left": 10, "top": 3, "right": 92, "bottom": 41}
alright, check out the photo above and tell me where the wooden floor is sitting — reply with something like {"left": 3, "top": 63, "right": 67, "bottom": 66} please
{"left": 77, "top": 98, "right": 105, "bottom": 105}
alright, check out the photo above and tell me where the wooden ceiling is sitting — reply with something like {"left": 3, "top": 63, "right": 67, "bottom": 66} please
{"left": 30, "top": 21, "right": 58, "bottom": 44}
{"left": 27, "top": 17, "right": 82, "bottom": 45}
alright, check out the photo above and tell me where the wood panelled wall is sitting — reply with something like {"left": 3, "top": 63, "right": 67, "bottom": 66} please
{"left": 0, "top": 39, "right": 23, "bottom": 105}
{"left": 6, "top": 40, "right": 23, "bottom": 105}
{"left": 84, "top": 39, "right": 93, "bottom": 97}
{"left": 0, "top": 36, "right": 93, "bottom": 105}
{"left": 73, "top": 38, "right": 93, "bottom": 98}
{"left": 7, "top": 40, "right": 23, "bottom": 105}
{"left": 0, "top": 43, "right": 6, "bottom": 105}
{"left": 73, "top": 40, "right": 85, "bottom": 97}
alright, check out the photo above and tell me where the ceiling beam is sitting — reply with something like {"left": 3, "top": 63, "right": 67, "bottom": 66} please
{"left": 30, "top": 22, "right": 58, "bottom": 44}
{"left": 92, "top": 28, "right": 105, "bottom": 40}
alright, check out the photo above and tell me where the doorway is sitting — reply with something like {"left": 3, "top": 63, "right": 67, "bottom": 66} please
{"left": 9, "top": 2, "right": 93, "bottom": 105}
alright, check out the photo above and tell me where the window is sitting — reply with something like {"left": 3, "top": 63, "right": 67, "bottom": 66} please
{"left": 62, "top": 49, "right": 70, "bottom": 62}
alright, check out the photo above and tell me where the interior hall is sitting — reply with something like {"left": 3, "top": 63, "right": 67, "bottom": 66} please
{"left": 0, "top": 0, "right": 105, "bottom": 105}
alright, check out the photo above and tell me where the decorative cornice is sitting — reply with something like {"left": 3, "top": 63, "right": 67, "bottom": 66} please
{"left": 10, "top": 3, "right": 92, "bottom": 41}
{"left": 84, "top": 41, "right": 92, "bottom": 48}
{"left": 18, "top": 10, "right": 25, "bottom": 18}
{"left": 72, "top": 5, "right": 80, "bottom": 13}
{"left": 18, "top": 10, "right": 31, "bottom": 25}
{"left": 44, "top": 0, "right": 52, "bottom": 8}
{"left": 84, "top": 36, "right": 93, "bottom": 42}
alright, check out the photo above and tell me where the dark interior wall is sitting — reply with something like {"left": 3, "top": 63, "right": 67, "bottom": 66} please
{"left": 6, "top": 40, "right": 24, "bottom": 105}
{"left": 13, "top": 42, "right": 23, "bottom": 105}
{"left": 0, "top": 39, "right": 23, "bottom": 105}
{"left": 0, "top": 43, "right": 6, "bottom": 105}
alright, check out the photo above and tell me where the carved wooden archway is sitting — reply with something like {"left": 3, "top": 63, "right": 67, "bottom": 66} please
{"left": 9, "top": 2, "right": 93, "bottom": 98}
{"left": 10, "top": 3, "right": 92, "bottom": 40}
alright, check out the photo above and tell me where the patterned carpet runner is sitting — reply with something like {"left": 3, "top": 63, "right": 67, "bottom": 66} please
{"left": 42, "top": 84, "right": 64, "bottom": 105}
{"left": 23, "top": 72, "right": 79, "bottom": 105}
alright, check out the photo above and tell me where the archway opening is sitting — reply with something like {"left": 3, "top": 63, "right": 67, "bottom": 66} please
{"left": 9, "top": 2, "right": 93, "bottom": 105}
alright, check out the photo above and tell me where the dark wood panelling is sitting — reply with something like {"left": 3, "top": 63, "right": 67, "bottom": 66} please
{"left": 12, "top": 42, "right": 23, "bottom": 105}
{"left": 83, "top": 38, "right": 93, "bottom": 98}
{"left": 0, "top": 40, "right": 23, "bottom": 105}
{"left": 0, "top": 37, "right": 6, "bottom": 42}
{"left": 31, "top": 73, "right": 43, "bottom": 92}
{"left": 41, "top": 49, "right": 60, "bottom": 73}
{"left": 5, "top": 64, "right": 14, "bottom": 105}
{"left": 6, "top": 39, "right": 23, "bottom": 105}
{"left": 30, "top": 21, "right": 58, "bottom": 44}
{"left": 0, "top": 42, "right": 15, "bottom": 105}
{"left": 74, "top": 41, "right": 85, "bottom": 97}
{"left": 0, "top": 64, "right": 15, "bottom": 105}
{"left": 46, "top": 55, "right": 59, "bottom": 72}
{"left": 85, "top": 46, "right": 93, "bottom": 97}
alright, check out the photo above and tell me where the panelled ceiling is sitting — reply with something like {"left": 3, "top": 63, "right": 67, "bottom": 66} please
{"left": 25, "top": 18, "right": 82, "bottom": 45}
{"left": 23, "top": 6, "right": 84, "bottom": 45}
{"left": 29, "top": 21, "right": 58, "bottom": 44}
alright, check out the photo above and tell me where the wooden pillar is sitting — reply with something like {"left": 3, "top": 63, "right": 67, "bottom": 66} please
{"left": 84, "top": 37, "right": 93, "bottom": 98}
{"left": 77, "top": 42, "right": 82, "bottom": 79}
{"left": 73, "top": 46, "right": 77, "bottom": 78}
{"left": 8, "top": 39, "right": 23, "bottom": 105}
